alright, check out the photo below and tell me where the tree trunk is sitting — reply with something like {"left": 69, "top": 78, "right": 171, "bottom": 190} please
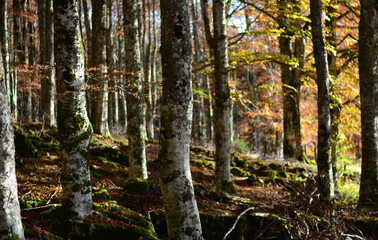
{"left": 54, "top": 0, "right": 93, "bottom": 217}
{"left": 310, "top": 0, "right": 334, "bottom": 203}
{"left": 159, "top": 0, "right": 203, "bottom": 238}
{"left": 213, "top": 0, "right": 233, "bottom": 192}
{"left": 278, "top": 0, "right": 303, "bottom": 161}
{"left": 0, "top": 0, "right": 11, "bottom": 106}
{"left": 39, "top": 0, "right": 56, "bottom": 127}
{"left": 358, "top": 0, "right": 378, "bottom": 207}
{"left": 326, "top": 0, "right": 340, "bottom": 189}
{"left": 123, "top": 0, "right": 148, "bottom": 179}
{"left": 0, "top": 42, "right": 25, "bottom": 240}
{"left": 90, "top": 0, "right": 109, "bottom": 136}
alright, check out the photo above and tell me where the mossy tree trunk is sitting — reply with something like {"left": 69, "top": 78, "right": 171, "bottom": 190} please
{"left": 358, "top": 0, "right": 378, "bottom": 207}
{"left": 54, "top": 0, "right": 93, "bottom": 218}
{"left": 123, "top": 0, "right": 148, "bottom": 179}
{"left": 0, "top": 43, "right": 25, "bottom": 240}
{"left": 310, "top": 0, "right": 335, "bottom": 203}
{"left": 159, "top": 0, "right": 203, "bottom": 238}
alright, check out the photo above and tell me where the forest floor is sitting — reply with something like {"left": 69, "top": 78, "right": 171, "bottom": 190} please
{"left": 15, "top": 124, "right": 378, "bottom": 239}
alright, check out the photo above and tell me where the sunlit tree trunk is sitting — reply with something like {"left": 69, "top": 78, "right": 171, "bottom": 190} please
{"left": 213, "top": 0, "right": 233, "bottom": 192}
{"left": 38, "top": 0, "right": 56, "bottom": 127}
{"left": 90, "top": 0, "right": 110, "bottom": 136}
{"left": 358, "top": 0, "right": 378, "bottom": 207}
{"left": 326, "top": 0, "right": 340, "bottom": 189}
{"left": 277, "top": 0, "right": 304, "bottom": 161}
{"left": 124, "top": 0, "right": 148, "bottom": 179}
{"left": 159, "top": 0, "right": 203, "bottom": 238}
{"left": 191, "top": 0, "right": 204, "bottom": 142}
{"left": 310, "top": 0, "right": 334, "bottom": 203}
{"left": 54, "top": 0, "right": 93, "bottom": 217}
{"left": 0, "top": 42, "right": 25, "bottom": 240}
{"left": 0, "top": 0, "right": 11, "bottom": 105}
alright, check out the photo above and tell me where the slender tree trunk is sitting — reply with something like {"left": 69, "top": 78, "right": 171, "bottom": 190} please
{"left": 0, "top": 0, "right": 10, "bottom": 105}
{"left": 90, "top": 0, "right": 110, "bottom": 136}
{"left": 123, "top": 0, "right": 148, "bottom": 179}
{"left": 358, "top": 0, "right": 378, "bottom": 207}
{"left": 0, "top": 42, "right": 25, "bottom": 240}
{"left": 326, "top": 0, "right": 340, "bottom": 189}
{"left": 39, "top": 0, "right": 56, "bottom": 127}
{"left": 310, "top": 0, "right": 334, "bottom": 203}
{"left": 159, "top": 0, "right": 203, "bottom": 238}
{"left": 213, "top": 0, "right": 233, "bottom": 192}
{"left": 54, "top": 0, "right": 93, "bottom": 217}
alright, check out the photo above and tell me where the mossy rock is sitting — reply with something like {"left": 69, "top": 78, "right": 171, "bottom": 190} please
{"left": 191, "top": 159, "right": 215, "bottom": 170}
{"left": 90, "top": 146, "right": 128, "bottom": 166}
{"left": 258, "top": 165, "right": 271, "bottom": 171}
{"left": 123, "top": 179, "right": 152, "bottom": 194}
{"left": 13, "top": 125, "right": 42, "bottom": 158}
{"left": 90, "top": 165, "right": 114, "bottom": 176}
{"left": 201, "top": 213, "right": 248, "bottom": 240}
{"left": 247, "top": 174, "right": 264, "bottom": 185}
{"left": 268, "top": 162, "right": 284, "bottom": 171}
{"left": 232, "top": 153, "right": 249, "bottom": 169}
{"left": 231, "top": 166, "right": 251, "bottom": 177}
{"left": 93, "top": 189, "right": 111, "bottom": 202}
{"left": 95, "top": 156, "right": 117, "bottom": 168}
{"left": 190, "top": 145, "right": 207, "bottom": 154}
{"left": 61, "top": 219, "right": 158, "bottom": 240}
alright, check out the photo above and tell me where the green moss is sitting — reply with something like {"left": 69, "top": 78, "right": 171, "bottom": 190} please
{"left": 231, "top": 167, "right": 251, "bottom": 177}
{"left": 90, "top": 165, "right": 113, "bottom": 176}
{"left": 13, "top": 125, "right": 42, "bottom": 158}
{"left": 247, "top": 174, "right": 264, "bottom": 185}
{"left": 95, "top": 156, "right": 117, "bottom": 167}
{"left": 90, "top": 146, "right": 128, "bottom": 166}
{"left": 123, "top": 179, "right": 152, "bottom": 194}
{"left": 268, "top": 162, "right": 284, "bottom": 171}
{"left": 232, "top": 153, "right": 249, "bottom": 169}
{"left": 93, "top": 189, "right": 111, "bottom": 201}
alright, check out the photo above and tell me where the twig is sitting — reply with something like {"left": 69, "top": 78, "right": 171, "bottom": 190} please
{"left": 21, "top": 204, "right": 57, "bottom": 212}
{"left": 223, "top": 207, "right": 255, "bottom": 240}
{"left": 46, "top": 187, "right": 60, "bottom": 205}
{"left": 105, "top": 178, "right": 121, "bottom": 189}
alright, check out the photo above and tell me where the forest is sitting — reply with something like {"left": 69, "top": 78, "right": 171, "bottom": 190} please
{"left": 0, "top": 0, "right": 377, "bottom": 239}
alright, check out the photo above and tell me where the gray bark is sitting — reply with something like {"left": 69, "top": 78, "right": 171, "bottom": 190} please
{"left": 358, "top": 0, "right": 378, "bottom": 207}
{"left": 123, "top": 0, "right": 148, "bottom": 179}
{"left": 90, "top": 0, "right": 110, "bottom": 136}
{"left": 0, "top": 0, "right": 10, "bottom": 106}
{"left": 54, "top": 0, "right": 93, "bottom": 217}
{"left": 159, "top": 0, "right": 203, "bottom": 238}
{"left": 213, "top": 0, "right": 233, "bottom": 192}
{"left": 38, "top": 0, "right": 56, "bottom": 127}
{"left": 310, "top": 0, "right": 335, "bottom": 203}
{"left": 0, "top": 43, "right": 25, "bottom": 240}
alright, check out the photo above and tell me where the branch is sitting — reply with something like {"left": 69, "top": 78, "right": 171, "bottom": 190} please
{"left": 223, "top": 207, "right": 255, "bottom": 240}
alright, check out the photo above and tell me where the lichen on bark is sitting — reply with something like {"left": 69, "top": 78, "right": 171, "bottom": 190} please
{"left": 54, "top": 0, "right": 93, "bottom": 218}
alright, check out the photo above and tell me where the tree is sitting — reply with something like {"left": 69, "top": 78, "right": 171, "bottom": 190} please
{"left": 158, "top": 0, "right": 203, "bottom": 238}
{"left": 0, "top": 0, "right": 10, "bottom": 106}
{"left": 310, "top": 0, "right": 335, "bottom": 203}
{"left": 358, "top": 0, "right": 378, "bottom": 207}
{"left": 38, "top": 0, "right": 56, "bottom": 127}
{"left": 277, "top": 0, "right": 305, "bottom": 161}
{"left": 123, "top": 0, "right": 148, "bottom": 179}
{"left": 201, "top": 0, "right": 234, "bottom": 192}
{"left": 90, "top": 0, "right": 110, "bottom": 136}
{"left": 0, "top": 44, "right": 25, "bottom": 240}
{"left": 54, "top": 0, "right": 93, "bottom": 217}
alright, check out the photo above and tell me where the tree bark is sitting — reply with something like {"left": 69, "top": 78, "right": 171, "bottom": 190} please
{"left": 159, "top": 0, "right": 203, "bottom": 238}
{"left": 213, "top": 0, "right": 233, "bottom": 192}
{"left": 310, "top": 0, "right": 335, "bottom": 203}
{"left": 123, "top": 0, "right": 148, "bottom": 179}
{"left": 0, "top": 0, "right": 10, "bottom": 106}
{"left": 90, "top": 0, "right": 110, "bottom": 136}
{"left": 358, "top": 0, "right": 378, "bottom": 207}
{"left": 54, "top": 0, "right": 93, "bottom": 217}
{"left": 39, "top": 0, "right": 56, "bottom": 127}
{"left": 277, "top": 0, "right": 304, "bottom": 161}
{"left": 0, "top": 43, "right": 25, "bottom": 240}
